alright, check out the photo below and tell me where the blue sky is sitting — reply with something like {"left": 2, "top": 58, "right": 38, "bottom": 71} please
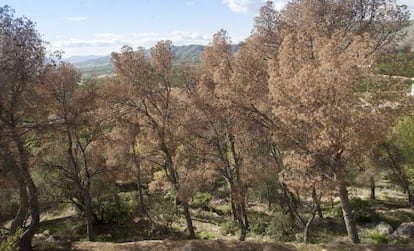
{"left": 2, "top": 0, "right": 413, "bottom": 57}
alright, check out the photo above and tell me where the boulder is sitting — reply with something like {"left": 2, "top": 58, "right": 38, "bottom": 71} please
{"left": 34, "top": 229, "right": 51, "bottom": 240}
{"left": 376, "top": 221, "right": 393, "bottom": 235}
{"left": 393, "top": 222, "right": 414, "bottom": 239}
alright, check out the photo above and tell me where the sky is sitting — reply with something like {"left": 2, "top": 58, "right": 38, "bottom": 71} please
{"left": 2, "top": 0, "right": 413, "bottom": 58}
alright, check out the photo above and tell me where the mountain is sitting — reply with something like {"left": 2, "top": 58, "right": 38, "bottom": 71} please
{"left": 172, "top": 44, "right": 205, "bottom": 62}
{"left": 70, "top": 44, "right": 210, "bottom": 77}
{"left": 71, "top": 44, "right": 208, "bottom": 66}
{"left": 74, "top": 55, "right": 112, "bottom": 68}
{"left": 66, "top": 55, "right": 107, "bottom": 64}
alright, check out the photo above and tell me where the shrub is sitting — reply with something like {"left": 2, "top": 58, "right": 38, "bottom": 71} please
{"left": 249, "top": 212, "right": 270, "bottom": 235}
{"left": 334, "top": 197, "right": 376, "bottom": 224}
{"left": 94, "top": 192, "right": 134, "bottom": 224}
{"left": 265, "top": 210, "right": 300, "bottom": 242}
{"left": 191, "top": 192, "right": 212, "bottom": 209}
{"left": 147, "top": 190, "right": 178, "bottom": 227}
{"left": 369, "top": 230, "right": 389, "bottom": 244}
{"left": 0, "top": 229, "right": 20, "bottom": 251}
{"left": 93, "top": 183, "right": 135, "bottom": 224}
{"left": 350, "top": 197, "right": 376, "bottom": 224}
{"left": 196, "top": 231, "right": 217, "bottom": 240}
{"left": 220, "top": 220, "right": 239, "bottom": 235}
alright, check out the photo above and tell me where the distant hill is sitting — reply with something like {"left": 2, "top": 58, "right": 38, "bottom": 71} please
{"left": 66, "top": 55, "right": 107, "bottom": 64}
{"left": 172, "top": 44, "right": 205, "bottom": 62}
{"left": 69, "top": 44, "right": 208, "bottom": 69}
{"left": 69, "top": 44, "right": 241, "bottom": 76}
{"left": 69, "top": 44, "right": 209, "bottom": 77}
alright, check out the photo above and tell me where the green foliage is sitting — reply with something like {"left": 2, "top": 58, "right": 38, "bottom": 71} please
{"left": 368, "top": 230, "right": 389, "bottom": 244}
{"left": 395, "top": 115, "right": 414, "bottom": 183}
{"left": 219, "top": 220, "right": 239, "bottom": 235}
{"left": 147, "top": 191, "right": 178, "bottom": 227}
{"left": 191, "top": 192, "right": 212, "bottom": 209}
{"left": 265, "top": 209, "right": 300, "bottom": 242}
{"left": 196, "top": 230, "right": 217, "bottom": 240}
{"left": 214, "top": 204, "right": 232, "bottom": 216}
{"left": 0, "top": 229, "right": 20, "bottom": 251}
{"left": 0, "top": 188, "right": 19, "bottom": 224}
{"left": 350, "top": 197, "right": 377, "bottom": 224}
{"left": 248, "top": 211, "right": 271, "bottom": 235}
{"left": 93, "top": 184, "right": 135, "bottom": 224}
{"left": 249, "top": 179, "right": 282, "bottom": 210}
{"left": 334, "top": 197, "right": 377, "bottom": 224}
{"left": 376, "top": 48, "right": 414, "bottom": 78}
{"left": 354, "top": 79, "right": 379, "bottom": 93}
{"left": 295, "top": 232, "right": 304, "bottom": 242}
{"left": 36, "top": 216, "right": 84, "bottom": 242}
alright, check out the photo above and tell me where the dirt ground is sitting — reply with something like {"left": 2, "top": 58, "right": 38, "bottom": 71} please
{"left": 71, "top": 240, "right": 414, "bottom": 251}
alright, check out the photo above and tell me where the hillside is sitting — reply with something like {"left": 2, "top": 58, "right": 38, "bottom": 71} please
{"left": 68, "top": 44, "right": 241, "bottom": 78}
{"left": 68, "top": 44, "right": 207, "bottom": 78}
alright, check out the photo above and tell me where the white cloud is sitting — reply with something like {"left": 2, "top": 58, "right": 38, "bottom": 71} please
{"left": 222, "top": 0, "right": 263, "bottom": 13}
{"left": 49, "top": 31, "right": 214, "bottom": 57}
{"left": 273, "top": 1, "right": 288, "bottom": 11}
{"left": 222, "top": 0, "right": 287, "bottom": 13}
{"left": 64, "top": 16, "right": 88, "bottom": 22}
{"left": 223, "top": 0, "right": 252, "bottom": 13}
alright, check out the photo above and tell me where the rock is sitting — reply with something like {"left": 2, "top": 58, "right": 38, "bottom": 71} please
{"left": 46, "top": 235, "right": 58, "bottom": 242}
{"left": 376, "top": 221, "right": 393, "bottom": 235}
{"left": 393, "top": 222, "right": 414, "bottom": 239}
{"left": 35, "top": 229, "right": 51, "bottom": 240}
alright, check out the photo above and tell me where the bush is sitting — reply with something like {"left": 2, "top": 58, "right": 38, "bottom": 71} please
{"left": 334, "top": 197, "right": 377, "bottom": 224}
{"left": 147, "top": 190, "right": 178, "bottom": 227}
{"left": 191, "top": 192, "right": 212, "bottom": 209}
{"left": 93, "top": 183, "right": 135, "bottom": 224}
{"left": 351, "top": 197, "right": 376, "bottom": 224}
{"left": 0, "top": 190, "right": 19, "bottom": 225}
{"left": 94, "top": 192, "right": 134, "bottom": 224}
{"left": 0, "top": 229, "right": 20, "bottom": 251}
{"left": 220, "top": 220, "right": 239, "bottom": 235}
{"left": 249, "top": 212, "right": 270, "bottom": 235}
{"left": 369, "top": 230, "right": 389, "bottom": 244}
{"left": 196, "top": 231, "right": 217, "bottom": 240}
{"left": 265, "top": 210, "right": 300, "bottom": 242}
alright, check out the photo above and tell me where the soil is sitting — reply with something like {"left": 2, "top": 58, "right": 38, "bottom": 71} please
{"left": 71, "top": 240, "right": 414, "bottom": 251}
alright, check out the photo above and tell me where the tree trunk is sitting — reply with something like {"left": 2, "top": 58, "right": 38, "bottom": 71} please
{"left": 383, "top": 143, "right": 413, "bottom": 207}
{"left": 396, "top": 179, "right": 414, "bottom": 208}
{"left": 132, "top": 142, "right": 147, "bottom": 216}
{"left": 370, "top": 176, "right": 375, "bottom": 200}
{"left": 312, "top": 187, "right": 323, "bottom": 219}
{"left": 239, "top": 220, "right": 248, "bottom": 241}
{"left": 13, "top": 133, "right": 40, "bottom": 251}
{"left": 303, "top": 207, "right": 317, "bottom": 244}
{"left": 406, "top": 187, "right": 414, "bottom": 208}
{"left": 227, "top": 181, "right": 238, "bottom": 221}
{"left": 399, "top": 179, "right": 414, "bottom": 208}
{"left": 10, "top": 176, "right": 28, "bottom": 235}
{"left": 182, "top": 201, "right": 196, "bottom": 239}
{"left": 336, "top": 168, "right": 360, "bottom": 244}
{"left": 19, "top": 172, "right": 40, "bottom": 251}
{"left": 136, "top": 175, "right": 147, "bottom": 216}
{"left": 281, "top": 183, "right": 303, "bottom": 224}
{"left": 82, "top": 189, "right": 95, "bottom": 241}
{"left": 265, "top": 184, "right": 272, "bottom": 211}
{"left": 238, "top": 200, "right": 249, "bottom": 241}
